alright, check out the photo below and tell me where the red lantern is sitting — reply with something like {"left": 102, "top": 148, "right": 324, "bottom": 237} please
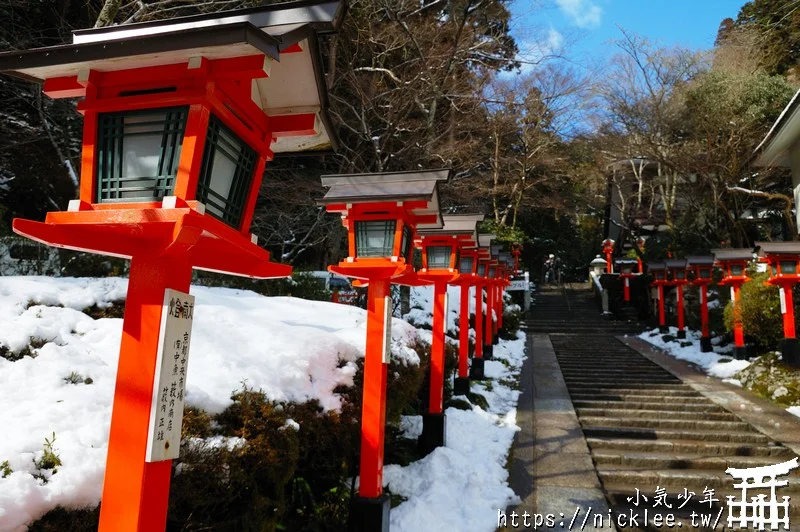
{"left": 756, "top": 242, "right": 800, "bottom": 366}
{"left": 687, "top": 256, "right": 714, "bottom": 352}
{"left": 615, "top": 258, "right": 639, "bottom": 303}
{"left": 648, "top": 262, "right": 668, "bottom": 332}
{"left": 665, "top": 259, "right": 689, "bottom": 339}
{"left": 319, "top": 169, "right": 449, "bottom": 528}
{"left": 602, "top": 238, "right": 615, "bottom": 273}
{"left": 712, "top": 248, "right": 753, "bottom": 360}
{"left": 0, "top": 4, "right": 344, "bottom": 531}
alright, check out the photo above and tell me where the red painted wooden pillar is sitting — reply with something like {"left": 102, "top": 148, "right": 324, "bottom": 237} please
{"left": 732, "top": 284, "right": 745, "bottom": 348}
{"left": 623, "top": 277, "right": 630, "bottom": 302}
{"left": 358, "top": 278, "right": 390, "bottom": 498}
{"left": 98, "top": 256, "right": 191, "bottom": 532}
{"left": 474, "top": 284, "right": 483, "bottom": 358}
{"left": 496, "top": 286, "right": 503, "bottom": 332}
{"left": 484, "top": 284, "right": 493, "bottom": 346}
{"left": 658, "top": 285, "right": 666, "bottom": 330}
{"left": 606, "top": 252, "right": 613, "bottom": 273}
{"left": 676, "top": 284, "right": 685, "bottom": 336}
{"left": 700, "top": 285, "right": 709, "bottom": 338}
{"left": 429, "top": 281, "right": 447, "bottom": 415}
{"left": 458, "top": 285, "right": 470, "bottom": 378}
{"left": 783, "top": 285, "right": 796, "bottom": 340}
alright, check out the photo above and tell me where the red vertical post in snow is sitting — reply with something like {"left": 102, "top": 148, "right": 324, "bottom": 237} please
{"left": 623, "top": 277, "right": 631, "bottom": 302}
{"left": 484, "top": 283, "right": 494, "bottom": 359}
{"left": 428, "top": 281, "right": 447, "bottom": 415}
{"left": 783, "top": 286, "right": 796, "bottom": 339}
{"left": 458, "top": 285, "right": 470, "bottom": 379}
{"left": 676, "top": 284, "right": 685, "bottom": 338}
{"left": 700, "top": 285, "right": 711, "bottom": 351}
{"left": 470, "top": 283, "right": 485, "bottom": 380}
{"left": 98, "top": 257, "right": 191, "bottom": 532}
{"left": 732, "top": 284, "right": 746, "bottom": 360}
{"left": 658, "top": 285, "right": 667, "bottom": 332}
{"left": 358, "top": 277, "right": 390, "bottom": 499}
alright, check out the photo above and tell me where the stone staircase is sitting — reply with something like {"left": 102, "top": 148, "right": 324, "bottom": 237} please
{"left": 527, "top": 286, "right": 800, "bottom": 530}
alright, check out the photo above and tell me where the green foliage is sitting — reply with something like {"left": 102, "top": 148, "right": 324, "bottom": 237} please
{"left": 27, "top": 506, "right": 100, "bottom": 532}
{"left": 35, "top": 432, "right": 62, "bottom": 473}
{"left": 735, "top": 352, "right": 800, "bottom": 406}
{"left": 500, "top": 306, "right": 522, "bottom": 340}
{"left": 1, "top": 460, "right": 11, "bottom": 478}
{"left": 723, "top": 272, "right": 783, "bottom": 350}
{"left": 59, "top": 251, "right": 127, "bottom": 278}
{"left": 730, "top": 0, "right": 800, "bottom": 76}
{"left": 478, "top": 219, "right": 528, "bottom": 245}
{"left": 63, "top": 371, "right": 91, "bottom": 385}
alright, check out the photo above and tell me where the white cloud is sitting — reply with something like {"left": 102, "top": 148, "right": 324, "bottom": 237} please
{"left": 498, "top": 27, "right": 564, "bottom": 78}
{"left": 555, "top": 0, "right": 603, "bottom": 28}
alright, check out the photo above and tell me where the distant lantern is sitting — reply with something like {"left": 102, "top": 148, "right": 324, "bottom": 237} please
{"left": 712, "top": 248, "right": 754, "bottom": 360}
{"left": 756, "top": 242, "right": 800, "bottom": 366}
{"left": 319, "top": 169, "right": 449, "bottom": 531}
{"left": 0, "top": 3, "right": 345, "bottom": 531}
{"left": 511, "top": 242, "right": 522, "bottom": 273}
{"left": 416, "top": 214, "right": 483, "bottom": 454}
{"left": 665, "top": 258, "right": 689, "bottom": 339}
{"left": 615, "top": 258, "right": 639, "bottom": 303}
{"left": 602, "top": 238, "right": 615, "bottom": 273}
{"left": 590, "top": 255, "right": 608, "bottom": 276}
{"left": 648, "top": 261, "right": 669, "bottom": 333}
{"left": 687, "top": 256, "right": 715, "bottom": 352}
{"left": 477, "top": 234, "right": 497, "bottom": 363}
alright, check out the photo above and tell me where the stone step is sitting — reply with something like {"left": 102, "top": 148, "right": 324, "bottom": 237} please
{"left": 586, "top": 437, "right": 794, "bottom": 458}
{"left": 582, "top": 427, "right": 771, "bottom": 444}
{"left": 566, "top": 384, "right": 695, "bottom": 393}
{"left": 569, "top": 392, "right": 705, "bottom": 402}
{"left": 574, "top": 400, "right": 724, "bottom": 412}
{"left": 580, "top": 416, "right": 755, "bottom": 432}
{"left": 576, "top": 408, "right": 738, "bottom": 421}
{"left": 598, "top": 468, "right": 800, "bottom": 490}
{"left": 593, "top": 451, "right": 797, "bottom": 471}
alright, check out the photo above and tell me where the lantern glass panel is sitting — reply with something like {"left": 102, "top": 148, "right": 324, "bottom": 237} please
{"left": 676, "top": 271, "right": 686, "bottom": 280}
{"left": 427, "top": 246, "right": 452, "bottom": 270}
{"left": 96, "top": 106, "right": 187, "bottom": 202}
{"left": 699, "top": 268, "right": 711, "bottom": 279}
{"left": 399, "top": 225, "right": 414, "bottom": 260}
{"left": 730, "top": 264, "right": 744, "bottom": 276}
{"left": 197, "top": 114, "right": 257, "bottom": 227}
{"left": 489, "top": 266, "right": 496, "bottom": 278}
{"left": 477, "top": 263, "right": 486, "bottom": 276}
{"left": 772, "top": 263, "right": 778, "bottom": 277}
{"left": 656, "top": 272, "right": 665, "bottom": 280}
{"left": 354, "top": 220, "right": 396, "bottom": 257}
{"left": 459, "top": 256, "right": 474, "bottom": 274}
{"left": 781, "top": 261, "right": 797, "bottom": 275}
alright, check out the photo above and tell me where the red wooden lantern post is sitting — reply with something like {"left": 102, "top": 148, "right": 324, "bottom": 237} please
{"left": 319, "top": 169, "right": 449, "bottom": 531}
{"left": 511, "top": 243, "right": 522, "bottom": 273}
{"left": 648, "top": 262, "right": 668, "bottom": 333}
{"left": 479, "top": 234, "right": 498, "bottom": 359}
{"left": 712, "top": 248, "right": 753, "bottom": 360}
{"left": 0, "top": 4, "right": 344, "bottom": 531}
{"left": 688, "top": 256, "right": 715, "bottom": 352}
{"left": 470, "top": 254, "right": 490, "bottom": 380}
{"left": 615, "top": 258, "right": 639, "bottom": 303}
{"left": 415, "top": 214, "right": 482, "bottom": 454}
{"left": 757, "top": 242, "right": 800, "bottom": 366}
{"left": 636, "top": 237, "right": 646, "bottom": 273}
{"left": 666, "top": 259, "right": 689, "bottom": 339}
{"left": 602, "top": 238, "right": 616, "bottom": 273}
{"left": 454, "top": 247, "right": 480, "bottom": 394}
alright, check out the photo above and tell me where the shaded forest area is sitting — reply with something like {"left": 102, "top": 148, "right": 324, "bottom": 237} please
{"left": 1, "top": 0, "right": 800, "bottom": 276}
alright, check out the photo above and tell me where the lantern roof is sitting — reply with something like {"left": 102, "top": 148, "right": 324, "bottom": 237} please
{"left": 589, "top": 255, "right": 607, "bottom": 267}
{"left": 665, "top": 258, "right": 687, "bottom": 270}
{"left": 686, "top": 255, "right": 714, "bottom": 266}
{"left": 614, "top": 258, "right": 639, "bottom": 266}
{"left": 648, "top": 261, "right": 666, "bottom": 271}
{"left": 498, "top": 252, "right": 513, "bottom": 265}
{"left": 0, "top": 0, "right": 345, "bottom": 154}
{"left": 711, "top": 248, "right": 753, "bottom": 262}
{"left": 478, "top": 233, "right": 496, "bottom": 248}
{"left": 755, "top": 241, "right": 800, "bottom": 257}
{"left": 319, "top": 169, "right": 450, "bottom": 228}
{"left": 418, "top": 213, "right": 483, "bottom": 243}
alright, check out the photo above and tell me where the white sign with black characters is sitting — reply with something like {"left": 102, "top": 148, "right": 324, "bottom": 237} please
{"left": 145, "top": 288, "right": 195, "bottom": 462}
{"left": 507, "top": 279, "right": 529, "bottom": 291}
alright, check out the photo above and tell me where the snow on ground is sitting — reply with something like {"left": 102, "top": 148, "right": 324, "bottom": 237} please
{"left": 386, "top": 331, "right": 525, "bottom": 532}
{"left": 0, "top": 276, "right": 424, "bottom": 532}
{"left": 637, "top": 326, "right": 750, "bottom": 379}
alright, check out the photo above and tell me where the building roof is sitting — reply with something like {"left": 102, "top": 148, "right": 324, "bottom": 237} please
{"left": 686, "top": 255, "right": 714, "bottom": 266}
{"left": 0, "top": 0, "right": 345, "bottom": 154}
{"left": 647, "top": 261, "right": 666, "bottom": 271}
{"left": 477, "top": 233, "right": 496, "bottom": 248}
{"left": 418, "top": 213, "right": 483, "bottom": 242}
{"left": 665, "top": 258, "right": 687, "bottom": 270}
{"left": 755, "top": 241, "right": 800, "bottom": 256}
{"left": 711, "top": 248, "right": 754, "bottom": 262}
{"left": 753, "top": 89, "right": 800, "bottom": 168}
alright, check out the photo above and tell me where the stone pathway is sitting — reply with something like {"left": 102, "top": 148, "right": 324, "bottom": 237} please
{"left": 507, "top": 287, "right": 800, "bottom": 531}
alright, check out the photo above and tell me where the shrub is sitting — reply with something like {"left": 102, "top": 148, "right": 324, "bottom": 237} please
{"left": 723, "top": 272, "right": 782, "bottom": 351}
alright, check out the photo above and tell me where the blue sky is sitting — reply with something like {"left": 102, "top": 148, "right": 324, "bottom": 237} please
{"left": 509, "top": 0, "right": 743, "bottom": 70}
